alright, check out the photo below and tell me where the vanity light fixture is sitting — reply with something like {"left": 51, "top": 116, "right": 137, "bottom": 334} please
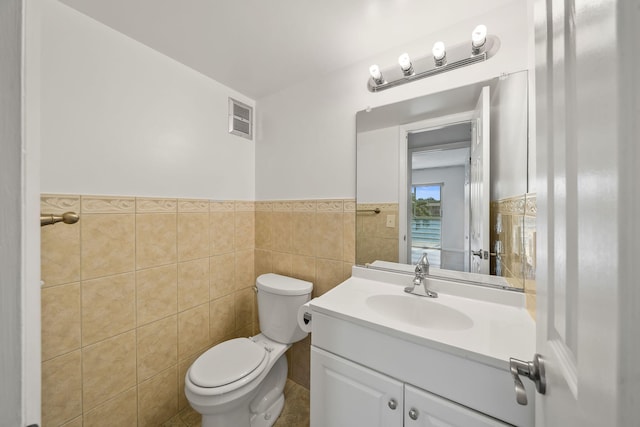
{"left": 432, "top": 41, "right": 446, "bottom": 66}
{"left": 367, "top": 25, "right": 497, "bottom": 92}
{"left": 471, "top": 24, "right": 487, "bottom": 54}
{"left": 369, "top": 64, "right": 385, "bottom": 85}
{"left": 398, "top": 52, "right": 414, "bottom": 76}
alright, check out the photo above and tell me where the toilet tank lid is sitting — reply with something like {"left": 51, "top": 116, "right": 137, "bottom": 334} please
{"left": 256, "top": 273, "right": 313, "bottom": 296}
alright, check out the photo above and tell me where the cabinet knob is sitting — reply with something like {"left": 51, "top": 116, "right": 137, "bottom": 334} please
{"left": 388, "top": 399, "right": 397, "bottom": 410}
{"left": 408, "top": 408, "right": 419, "bottom": 420}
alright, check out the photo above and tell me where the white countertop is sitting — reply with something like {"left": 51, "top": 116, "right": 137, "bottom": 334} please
{"left": 309, "top": 266, "right": 535, "bottom": 370}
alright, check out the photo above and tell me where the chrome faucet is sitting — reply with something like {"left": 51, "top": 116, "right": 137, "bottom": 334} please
{"left": 404, "top": 253, "right": 438, "bottom": 298}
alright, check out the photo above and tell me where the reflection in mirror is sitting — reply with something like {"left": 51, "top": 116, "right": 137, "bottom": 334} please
{"left": 356, "top": 70, "right": 535, "bottom": 290}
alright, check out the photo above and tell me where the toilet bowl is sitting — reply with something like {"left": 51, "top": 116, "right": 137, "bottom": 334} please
{"left": 185, "top": 274, "right": 312, "bottom": 427}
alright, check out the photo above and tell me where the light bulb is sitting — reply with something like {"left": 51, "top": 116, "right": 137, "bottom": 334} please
{"left": 398, "top": 53, "right": 412, "bottom": 72}
{"left": 472, "top": 24, "right": 487, "bottom": 49}
{"left": 432, "top": 41, "right": 446, "bottom": 63}
{"left": 369, "top": 64, "right": 383, "bottom": 83}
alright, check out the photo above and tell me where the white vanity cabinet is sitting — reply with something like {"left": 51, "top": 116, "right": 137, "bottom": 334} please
{"left": 311, "top": 347, "right": 509, "bottom": 427}
{"left": 311, "top": 347, "right": 403, "bottom": 427}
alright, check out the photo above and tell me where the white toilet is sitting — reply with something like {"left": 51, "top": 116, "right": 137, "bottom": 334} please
{"left": 185, "top": 273, "right": 313, "bottom": 427}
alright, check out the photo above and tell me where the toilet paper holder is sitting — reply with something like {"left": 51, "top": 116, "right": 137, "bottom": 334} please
{"left": 303, "top": 312, "right": 312, "bottom": 325}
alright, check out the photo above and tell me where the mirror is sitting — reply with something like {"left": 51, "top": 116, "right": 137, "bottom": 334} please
{"left": 356, "top": 70, "right": 535, "bottom": 290}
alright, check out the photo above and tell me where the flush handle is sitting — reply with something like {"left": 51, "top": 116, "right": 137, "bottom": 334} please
{"left": 509, "top": 354, "right": 546, "bottom": 406}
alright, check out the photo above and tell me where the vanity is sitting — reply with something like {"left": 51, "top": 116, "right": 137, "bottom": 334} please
{"left": 308, "top": 265, "right": 535, "bottom": 426}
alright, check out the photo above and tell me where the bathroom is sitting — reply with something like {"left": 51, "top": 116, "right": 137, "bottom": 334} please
{"left": 1, "top": 0, "right": 638, "bottom": 426}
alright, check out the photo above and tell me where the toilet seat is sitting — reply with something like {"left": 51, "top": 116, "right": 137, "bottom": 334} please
{"left": 189, "top": 338, "right": 267, "bottom": 389}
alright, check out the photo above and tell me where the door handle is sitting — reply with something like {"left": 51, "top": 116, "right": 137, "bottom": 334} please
{"left": 509, "top": 354, "right": 546, "bottom": 405}
{"left": 471, "top": 249, "right": 489, "bottom": 259}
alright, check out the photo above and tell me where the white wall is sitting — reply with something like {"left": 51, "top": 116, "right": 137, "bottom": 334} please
{"left": 412, "top": 166, "right": 466, "bottom": 254}
{"left": 40, "top": 0, "right": 255, "bottom": 199}
{"left": 490, "top": 70, "right": 529, "bottom": 200}
{"left": 356, "top": 126, "right": 398, "bottom": 203}
{"left": 256, "top": 0, "right": 529, "bottom": 200}
{"left": 1, "top": 0, "right": 24, "bottom": 425}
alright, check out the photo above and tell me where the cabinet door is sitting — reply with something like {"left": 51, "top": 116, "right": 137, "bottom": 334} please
{"left": 311, "top": 346, "right": 403, "bottom": 427}
{"left": 405, "top": 384, "right": 509, "bottom": 427}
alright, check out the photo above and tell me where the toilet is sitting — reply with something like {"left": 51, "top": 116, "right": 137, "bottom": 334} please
{"left": 185, "top": 273, "right": 313, "bottom": 427}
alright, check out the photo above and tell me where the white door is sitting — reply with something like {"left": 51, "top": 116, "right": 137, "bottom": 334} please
{"left": 533, "top": 0, "right": 639, "bottom": 425}
{"left": 310, "top": 347, "right": 403, "bottom": 427}
{"left": 469, "top": 86, "right": 490, "bottom": 274}
{"left": 404, "top": 384, "right": 509, "bottom": 427}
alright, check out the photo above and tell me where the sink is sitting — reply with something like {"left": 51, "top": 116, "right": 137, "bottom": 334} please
{"left": 365, "top": 294, "right": 474, "bottom": 331}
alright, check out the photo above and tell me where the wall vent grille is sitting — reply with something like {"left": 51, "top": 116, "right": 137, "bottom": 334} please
{"left": 228, "top": 98, "right": 253, "bottom": 140}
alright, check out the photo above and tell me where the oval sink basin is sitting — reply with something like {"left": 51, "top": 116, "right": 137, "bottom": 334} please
{"left": 365, "top": 294, "right": 473, "bottom": 331}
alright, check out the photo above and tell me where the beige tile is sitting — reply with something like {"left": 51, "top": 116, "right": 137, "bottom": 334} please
{"left": 255, "top": 211, "right": 272, "bottom": 250}
{"left": 291, "top": 337, "right": 311, "bottom": 389}
{"left": 178, "top": 405, "right": 202, "bottom": 427}
{"left": 138, "top": 366, "right": 178, "bottom": 427}
{"left": 41, "top": 220, "right": 80, "bottom": 287}
{"left": 235, "top": 288, "right": 255, "bottom": 330}
{"left": 210, "top": 253, "right": 236, "bottom": 299}
{"left": 136, "top": 213, "right": 177, "bottom": 269}
{"left": 60, "top": 416, "right": 83, "bottom": 427}
{"left": 178, "top": 213, "right": 209, "bottom": 262}
{"left": 210, "top": 211, "right": 234, "bottom": 255}
{"left": 316, "top": 212, "right": 344, "bottom": 261}
{"left": 178, "top": 199, "right": 209, "bottom": 213}
{"left": 272, "top": 252, "right": 293, "bottom": 276}
{"left": 137, "top": 264, "right": 178, "bottom": 326}
{"left": 315, "top": 259, "right": 344, "bottom": 297}
{"left": 82, "top": 272, "right": 135, "bottom": 346}
{"left": 292, "top": 211, "right": 316, "bottom": 257}
{"left": 42, "top": 350, "right": 83, "bottom": 427}
{"left": 178, "top": 303, "right": 210, "bottom": 360}
{"left": 136, "top": 197, "right": 177, "bottom": 213}
{"left": 254, "top": 249, "right": 272, "bottom": 278}
{"left": 291, "top": 255, "right": 316, "bottom": 284}
{"left": 343, "top": 262, "right": 354, "bottom": 281}
{"left": 81, "top": 214, "right": 135, "bottom": 280}
{"left": 81, "top": 195, "right": 135, "bottom": 214}
{"left": 82, "top": 331, "right": 137, "bottom": 411}
{"left": 235, "top": 210, "right": 255, "bottom": 250}
{"left": 271, "top": 211, "right": 293, "bottom": 253}
{"left": 83, "top": 387, "right": 137, "bottom": 427}
{"left": 343, "top": 211, "right": 356, "bottom": 263}
{"left": 178, "top": 258, "right": 210, "bottom": 311}
{"left": 42, "top": 282, "right": 81, "bottom": 361}
{"left": 210, "top": 294, "right": 235, "bottom": 343}
{"left": 235, "top": 249, "right": 255, "bottom": 290}
{"left": 274, "top": 379, "right": 310, "bottom": 427}
{"left": 138, "top": 315, "right": 178, "bottom": 383}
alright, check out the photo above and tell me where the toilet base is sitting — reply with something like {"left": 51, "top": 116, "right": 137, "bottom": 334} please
{"left": 250, "top": 393, "right": 284, "bottom": 427}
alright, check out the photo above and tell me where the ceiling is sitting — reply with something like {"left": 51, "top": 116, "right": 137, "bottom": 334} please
{"left": 59, "top": 0, "right": 514, "bottom": 99}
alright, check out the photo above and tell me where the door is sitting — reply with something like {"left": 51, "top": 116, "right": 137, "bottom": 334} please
{"left": 405, "top": 384, "right": 509, "bottom": 427}
{"left": 310, "top": 347, "right": 403, "bottom": 427}
{"left": 469, "top": 86, "right": 490, "bottom": 274}
{"left": 533, "top": 0, "right": 639, "bottom": 425}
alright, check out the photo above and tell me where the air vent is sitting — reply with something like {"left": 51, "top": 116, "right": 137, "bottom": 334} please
{"left": 228, "top": 98, "right": 253, "bottom": 140}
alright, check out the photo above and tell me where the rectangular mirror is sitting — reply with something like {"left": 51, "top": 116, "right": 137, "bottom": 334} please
{"left": 356, "top": 70, "right": 535, "bottom": 290}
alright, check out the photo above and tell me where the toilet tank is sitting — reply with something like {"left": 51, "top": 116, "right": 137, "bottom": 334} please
{"left": 256, "top": 273, "right": 313, "bottom": 344}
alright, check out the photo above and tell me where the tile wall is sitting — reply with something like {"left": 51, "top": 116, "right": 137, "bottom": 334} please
{"left": 254, "top": 199, "right": 356, "bottom": 388}
{"left": 41, "top": 195, "right": 355, "bottom": 426}
{"left": 40, "top": 195, "right": 257, "bottom": 426}
{"left": 490, "top": 193, "right": 537, "bottom": 318}
{"left": 355, "top": 203, "right": 399, "bottom": 265}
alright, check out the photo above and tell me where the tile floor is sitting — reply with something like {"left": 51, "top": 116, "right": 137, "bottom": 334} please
{"left": 162, "top": 380, "right": 310, "bottom": 427}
